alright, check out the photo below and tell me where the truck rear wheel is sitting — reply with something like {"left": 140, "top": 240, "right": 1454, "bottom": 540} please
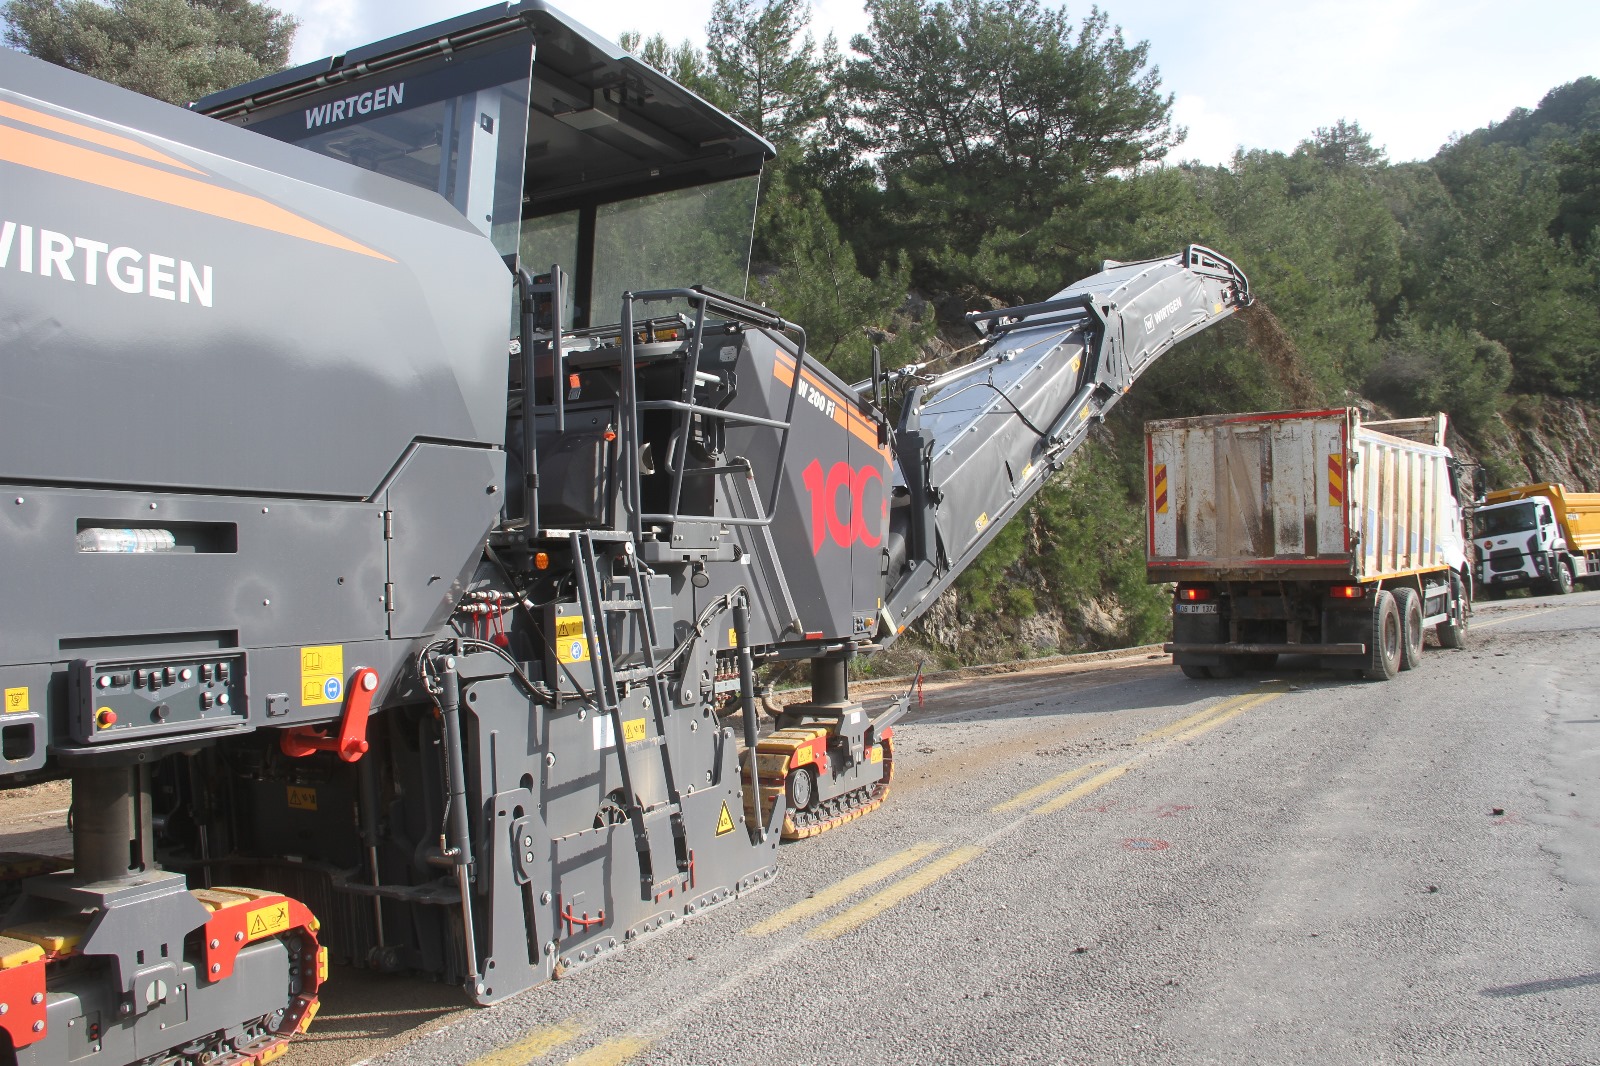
{"left": 1179, "top": 664, "right": 1213, "bottom": 680}
{"left": 1363, "top": 590, "right": 1401, "bottom": 680}
{"left": 1552, "top": 559, "right": 1574, "bottom": 595}
{"left": 1437, "top": 572, "right": 1469, "bottom": 649}
{"left": 1392, "top": 587, "right": 1424, "bottom": 670}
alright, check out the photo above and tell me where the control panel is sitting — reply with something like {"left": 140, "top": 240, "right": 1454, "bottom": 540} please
{"left": 68, "top": 653, "right": 249, "bottom": 745}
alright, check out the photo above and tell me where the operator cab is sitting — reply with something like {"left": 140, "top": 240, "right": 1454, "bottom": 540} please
{"left": 195, "top": 0, "right": 774, "bottom": 329}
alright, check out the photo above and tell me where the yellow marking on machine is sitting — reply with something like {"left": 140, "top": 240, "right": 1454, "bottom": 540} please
{"left": 4, "top": 687, "right": 28, "bottom": 713}
{"left": 992, "top": 761, "right": 1106, "bottom": 813}
{"left": 246, "top": 901, "right": 292, "bottom": 942}
{"left": 1032, "top": 764, "right": 1132, "bottom": 815}
{"left": 300, "top": 644, "right": 344, "bottom": 706}
{"left": 807, "top": 846, "right": 984, "bottom": 940}
{"left": 0, "top": 935, "right": 44, "bottom": 969}
{"left": 555, "top": 616, "right": 590, "bottom": 664}
{"left": 744, "top": 841, "right": 944, "bottom": 937}
{"left": 465, "top": 1020, "right": 586, "bottom": 1066}
{"left": 566, "top": 1036, "right": 654, "bottom": 1066}
{"left": 286, "top": 785, "right": 317, "bottom": 811}
{"left": 715, "top": 802, "right": 736, "bottom": 836}
{"left": 622, "top": 717, "right": 647, "bottom": 744}
{"left": 4, "top": 919, "right": 86, "bottom": 956}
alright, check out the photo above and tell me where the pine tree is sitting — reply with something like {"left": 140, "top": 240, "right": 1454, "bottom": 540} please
{"left": 704, "top": 0, "right": 836, "bottom": 145}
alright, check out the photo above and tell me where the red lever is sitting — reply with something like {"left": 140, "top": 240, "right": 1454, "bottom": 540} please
{"left": 280, "top": 668, "right": 378, "bottom": 762}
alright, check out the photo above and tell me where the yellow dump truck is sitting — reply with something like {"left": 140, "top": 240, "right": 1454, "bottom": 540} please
{"left": 1476, "top": 483, "right": 1600, "bottom": 596}
{"left": 1146, "top": 409, "right": 1474, "bottom": 681}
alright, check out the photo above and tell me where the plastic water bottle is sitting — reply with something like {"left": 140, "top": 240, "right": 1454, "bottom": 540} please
{"left": 76, "top": 528, "right": 177, "bottom": 553}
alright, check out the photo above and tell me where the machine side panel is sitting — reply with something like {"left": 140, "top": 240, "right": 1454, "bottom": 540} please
{"left": 722, "top": 332, "right": 886, "bottom": 645}
{"left": 1, "top": 51, "right": 510, "bottom": 498}
{"left": 384, "top": 444, "right": 507, "bottom": 640}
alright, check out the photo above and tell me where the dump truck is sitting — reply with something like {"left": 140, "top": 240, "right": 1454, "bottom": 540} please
{"left": 1146, "top": 409, "right": 1473, "bottom": 680}
{"left": 1475, "top": 483, "right": 1600, "bottom": 596}
{"left": 0, "top": 5, "right": 1251, "bottom": 1063}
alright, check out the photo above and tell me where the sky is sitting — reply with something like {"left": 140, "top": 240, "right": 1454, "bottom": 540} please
{"left": 271, "top": 0, "right": 1600, "bottom": 166}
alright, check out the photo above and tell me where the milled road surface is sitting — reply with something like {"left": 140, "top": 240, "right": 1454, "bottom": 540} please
{"left": 11, "top": 592, "right": 1600, "bottom": 1064}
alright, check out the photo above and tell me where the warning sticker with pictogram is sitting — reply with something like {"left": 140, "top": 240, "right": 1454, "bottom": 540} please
{"left": 300, "top": 644, "right": 344, "bottom": 707}
{"left": 554, "top": 616, "right": 589, "bottom": 664}
{"left": 246, "top": 901, "right": 292, "bottom": 941}
{"left": 715, "top": 802, "right": 736, "bottom": 836}
{"left": 3, "top": 687, "right": 27, "bottom": 714}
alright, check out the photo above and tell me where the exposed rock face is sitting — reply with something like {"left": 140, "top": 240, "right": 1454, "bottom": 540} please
{"left": 1492, "top": 397, "right": 1600, "bottom": 491}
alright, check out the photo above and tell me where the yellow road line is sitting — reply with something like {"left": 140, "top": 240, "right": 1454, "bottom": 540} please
{"left": 743, "top": 841, "right": 945, "bottom": 936}
{"left": 991, "top": 761, "right": 1106, "bottom": 813}
{"left": 467, "top": 1020, "right": 585, "bottom": 1066}
{"left": 1168, "top": 689, "right": 1284, "bottom": 745}
{"left": 564, "top": 1037, "right": 654, "bottom": 1066}
{"left": 806, "top": 845, "right": 985, "bottom": 940}
{"left": 1032, "top": 763, "right": 1133, "bottom": 815}
{"left": 1134, "top": 690, "right": 1264, "bottom": 745}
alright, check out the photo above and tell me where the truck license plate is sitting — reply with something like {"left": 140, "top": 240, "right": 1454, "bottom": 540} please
{"left": 1176, "top": 603, "right": 1219, "bottom": 614}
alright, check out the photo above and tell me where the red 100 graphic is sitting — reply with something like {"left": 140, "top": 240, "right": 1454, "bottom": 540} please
{"left": 802, "top": 459, "right": 886, "bottom": 554}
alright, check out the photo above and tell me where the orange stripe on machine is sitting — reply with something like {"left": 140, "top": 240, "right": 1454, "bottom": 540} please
{"left": 773, "top": 352, "right": 888, "bottom": 456}
{"left": 0, "top": 123, "right": 394, "bottom": 262}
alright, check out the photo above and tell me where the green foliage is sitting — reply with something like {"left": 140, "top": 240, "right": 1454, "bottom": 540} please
{"left": 618, "top": 30, "right": 708, "bottom": 89}
{"left": 955, "top": 445, "right": 1170, "bottom": 648}
{"left": 1550, "top": 131, "right": 1600, "bottom": 253}
{"left": 839, "top": 0, "right": 1178, "bottom": 280}
{"left": 1400, "top": 136, "right": 1600, "bottom": 396}
{"left": 704, "top": 0, "right": 837, "bottom": 145}
{"left": 3, "top": 0, "right": 295, "bottom": 105}
{"left": 1364, "top": 315, "right": 1511, "bottom": 432}
{"left": 749, "top": 167, "right": 924, "bottom": 379}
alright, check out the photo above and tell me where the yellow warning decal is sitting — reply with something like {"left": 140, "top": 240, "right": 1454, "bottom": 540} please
{"left": 715, "top": 802, "right": 736, "bottom": 836}
{"left": 1021, "top": 463, "right": 1035, "bottom": 482}
{"left": 869, "top": 745, "right": 884, "bottom": 764}
{"left": 286, "top": 786, "right": 318, "bottom": 812}
{"left": 554, "top": 616, "right": 589, "bottom": 665}
{"left": 622, "top": 717, "right": 647, "bottom": 744}
{"left": 4, "top": 687, "right": 28, "bottom": 713}
{"left": 245, "top": 900, "right": 292, "bottom": 942}
{"left": 974, "top": 512, "right": 990, "bottom": 531}
{"left": 728, "top": 627, "right": 738, "bottom": 648}
{"left": 300, "top": 645, "right": 344, "bottom": 707}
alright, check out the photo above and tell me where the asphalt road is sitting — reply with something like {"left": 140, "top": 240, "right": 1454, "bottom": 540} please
{"left": 9, "top": 590, "right": 1599, "bottom": 1065}
{"left": 292, "top": 588, "right": 1599, "bottom": 1066}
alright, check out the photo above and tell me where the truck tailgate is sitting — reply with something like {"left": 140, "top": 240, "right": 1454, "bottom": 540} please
{"left": 1147, "top": 408, "right": 1463, "bottom": 583}
{"left": 1147, "top": 409, "right": 1353, "bottom": 580}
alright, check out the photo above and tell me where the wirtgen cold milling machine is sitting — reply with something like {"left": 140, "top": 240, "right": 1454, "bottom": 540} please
{"left": 0, "top": 4, "right": 1250, "bottom": 1062}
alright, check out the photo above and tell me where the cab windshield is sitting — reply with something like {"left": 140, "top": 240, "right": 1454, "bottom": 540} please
{"left": 518, "top": 179, "right": 759, "bottom": 329}
{"left": 1478, "top": 502, "right": 1537, "bottom": 537}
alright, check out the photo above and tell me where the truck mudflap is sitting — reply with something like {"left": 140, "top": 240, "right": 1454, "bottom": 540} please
{"left": 1166, "top": 642, "right": 1366, "bottom": 656}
